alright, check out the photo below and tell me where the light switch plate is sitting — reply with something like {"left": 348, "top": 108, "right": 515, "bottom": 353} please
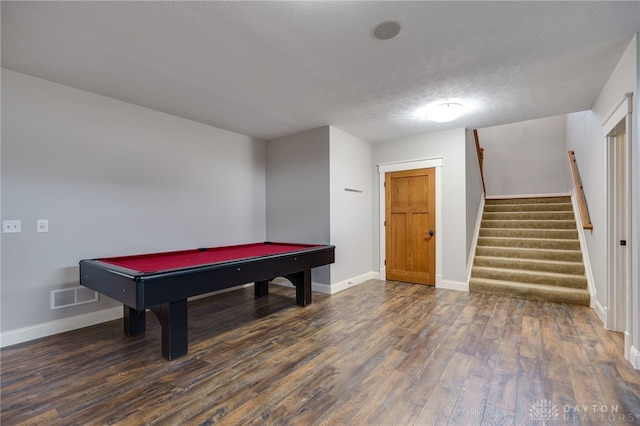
{"left": 37, "top": 219, "right": 49, "bottom": 233}
{"left": 3, "top": 220, "right": 21, "bottom": 233}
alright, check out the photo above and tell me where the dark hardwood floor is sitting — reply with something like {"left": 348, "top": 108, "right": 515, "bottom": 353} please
{"left": 1, "top": 280, "right": 639, "bottom": 425}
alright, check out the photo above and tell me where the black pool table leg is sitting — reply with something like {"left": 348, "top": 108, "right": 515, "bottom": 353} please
{"left": 124, "top": 306, "right": 146, "bottom": 336}
{"left": 149, "top": 299, "right": 188, "bottom": 361}
{"left": 254, "top": 279, "right": 270, "bottom": 297}
{"left": 285, "top": 270, "right": 312, "bottom": 307}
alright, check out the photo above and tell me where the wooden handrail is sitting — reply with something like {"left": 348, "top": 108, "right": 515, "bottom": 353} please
{"left": 473, "top": 129, "right": 486, "bottom": 195}
{"left": 568, "top": 150, "right": 593, "bottom": 230}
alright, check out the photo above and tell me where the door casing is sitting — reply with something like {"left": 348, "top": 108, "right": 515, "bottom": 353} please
{"left": 378, "top": 157, "right": 442, "bottom": 286}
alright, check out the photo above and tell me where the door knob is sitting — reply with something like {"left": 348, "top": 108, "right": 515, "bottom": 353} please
{"left": 429, "top": 230, "right": 435, "bottom": 237}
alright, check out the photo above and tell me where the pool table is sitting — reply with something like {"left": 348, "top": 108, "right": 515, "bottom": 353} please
{"left": 79, "top": 242, "right": 335, "bottom": 360}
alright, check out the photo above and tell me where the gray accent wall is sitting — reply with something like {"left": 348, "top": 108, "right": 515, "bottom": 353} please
{"left": 1, "top": 69, "right": 266, "bottom": 332}
{"left": 265, "top": 127, "right": 331, "bottom": 284}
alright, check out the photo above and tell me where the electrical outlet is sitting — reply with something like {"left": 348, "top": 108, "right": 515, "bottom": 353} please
{"left": 37, "top": 219, "right": 49, "bottom": 233}
{"left": 3, "top": 220, "right": 21, "bottom": 233}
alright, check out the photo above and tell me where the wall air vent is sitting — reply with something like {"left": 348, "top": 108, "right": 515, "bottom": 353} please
{"left": 50, "top": 286, "right": 98, "bottom": 310}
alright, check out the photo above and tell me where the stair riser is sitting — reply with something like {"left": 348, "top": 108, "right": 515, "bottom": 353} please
{"left": 484, "top": 204, "right": 573, "bottom": 212}
{"left": 475, "top": 247, "right": 583, "bottom": 262}
{"left": 472, "top": 268, "right": 587, "bottom": 289}
{"left": 483, "top": 212, "right": 575, "bottom": 221}
{"left": 479, "top": 229, "right": 578, "bottom": 239}
{"left": 474, "top": 257, "right": 585, "bottom": 275}
{"left": 477, "top": 237, "right": 580, "bottom": 250}
{"left": 469, "top": 279, "right": 590, "bottom": 306}
{"left": 481, "top": 220, "right": 577, "bottom": 230}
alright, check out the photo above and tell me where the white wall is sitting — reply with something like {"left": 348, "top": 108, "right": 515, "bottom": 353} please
{"left": 265, "top": 127, "right": 331, "bottom": 285}
{"left": 1, "top": 69, "right": 266, "bottom": 335}
{"left": 477, "top": 115, "right": 570, "bottom": 197}
{"left": 372, "top": 128, "right": 468, "bottom": 288}
{"left": 566, "top": 34, "right": 639, "bottom": 368}
{"left": 329, "top": 126, "right": 373, "bottom": 287}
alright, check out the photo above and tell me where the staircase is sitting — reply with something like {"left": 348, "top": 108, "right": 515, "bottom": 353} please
{"left": 469, "top": 196, "right": 590, "bottom": 306}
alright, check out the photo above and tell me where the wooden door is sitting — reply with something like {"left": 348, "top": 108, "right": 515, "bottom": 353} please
{"left": 385, "top": 168, "right": 436, "bottom": 285}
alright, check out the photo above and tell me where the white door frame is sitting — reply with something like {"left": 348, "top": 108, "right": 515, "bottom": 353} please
{"left": 378, "top": 157, "right": 443, "bottom": 286}
{"left": 602, "top": 93, "right": 633, "bottom": 358}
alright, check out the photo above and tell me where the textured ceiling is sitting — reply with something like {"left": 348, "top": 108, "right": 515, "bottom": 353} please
{"left": 2, "top": 1, "right": 639, "bottom": 143}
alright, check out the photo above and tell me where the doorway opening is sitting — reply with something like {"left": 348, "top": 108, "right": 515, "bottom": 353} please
{"left": 603, "top": 93, "right": 632, "bottom": 363}
{"left": 607, "top": 118, "right": 629, "bottom": 332}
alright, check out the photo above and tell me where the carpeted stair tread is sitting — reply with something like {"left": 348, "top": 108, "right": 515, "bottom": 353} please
{"left": 469, "top": 277, "right": 590, "bottom": 306}
{"left": 477, "top": 236, "right": 580, "bottom": 250}
{"left": 474, "top": 256, "right": 585, "bottom": 275}
{"left": 483, "top": 211, "right": 575, "bottom": 220}
{"left": 481, "top": 219, "right": 577, "bottom": 229}
{"left": 479, "top": 228, "right": 578, "bottom": 239}
{"left": 475, "top": 246, "right": 583, "bottom": 262}
{"left": 471, "top": 266, "right": 587, "bottom": 289}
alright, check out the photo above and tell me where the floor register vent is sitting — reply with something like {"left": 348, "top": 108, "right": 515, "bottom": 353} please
{"left": 50, "top": 286, "right": 99, "bottom": 310}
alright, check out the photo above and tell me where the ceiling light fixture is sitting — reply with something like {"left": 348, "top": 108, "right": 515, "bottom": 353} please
{"left": 425, "top": 103, "right": 464, "bottom": 122}
{"left": 371, "top": 20, "right": 403, "bottom": 41}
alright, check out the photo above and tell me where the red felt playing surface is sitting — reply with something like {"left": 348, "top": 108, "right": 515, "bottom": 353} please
{"left": 100, "top": 242, "right": 318, "bottom": 273}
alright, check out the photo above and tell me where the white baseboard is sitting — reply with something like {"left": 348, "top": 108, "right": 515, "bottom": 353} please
{"left": 570, "top": 192, "right": 598, "bottom": 311}
{"left": 594, "top": 300, "right": 607, "bottom": 325}
{"left": 270, "top": 272, "right": 377, "bottom": 295}
{"left": 327, "top": 271, "right": 377, "bottom": 294}
{"left": 311, "top": 282, "right": 331, "bottom": 294}
{"left": 364, "top": 271, "right": 466, "bottom": 292}
{"left": 438, "top": 280, "right": 469, "bottom": 292}
{"left": 0, "top": 306, "right": 122, "bottom": 349}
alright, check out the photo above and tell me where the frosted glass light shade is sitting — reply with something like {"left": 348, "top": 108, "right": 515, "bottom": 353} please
{"left": 425, "top": 103, "right": 464, "bottom": 122}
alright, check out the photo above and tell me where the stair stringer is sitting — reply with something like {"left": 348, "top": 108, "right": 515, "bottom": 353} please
{"left": 466, "top": 193, "right": 486, "bottom": 286}
{"left": 570, "top": 190, "right": 601, "bottom": 318}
